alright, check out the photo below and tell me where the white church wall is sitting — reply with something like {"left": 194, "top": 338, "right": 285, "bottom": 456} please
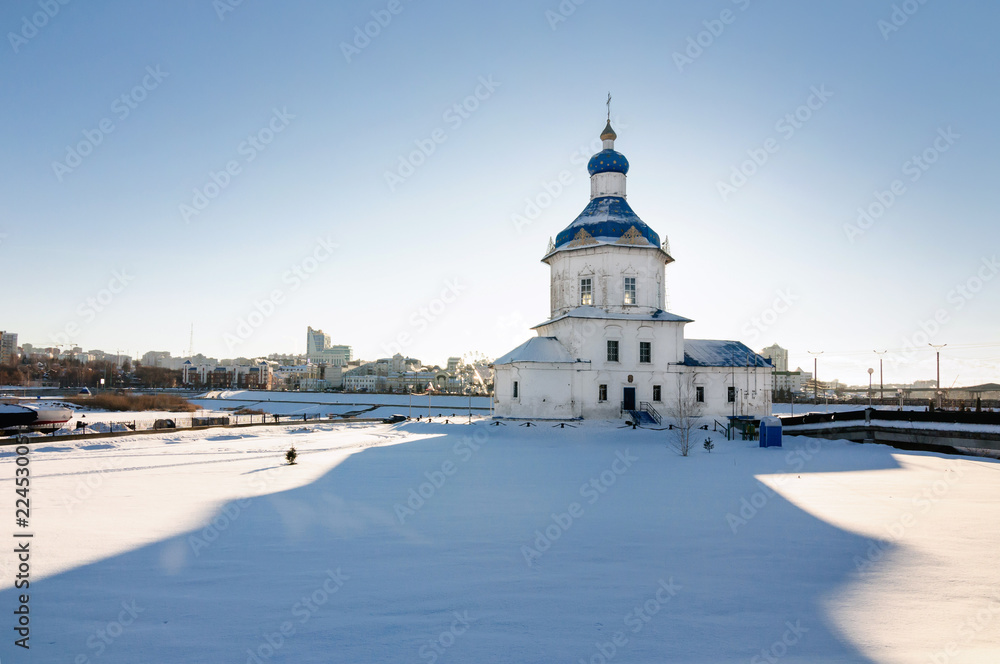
{"left": 492, "top": 120, "right": 772, "bottom": 422}
{"left": 495, "top": 360, "right": 772, "bottom": 421}
{"left": 493, "top": 363, "right": 581, "bottom": 420}
{"left": 683, "top": 367, "right": 772, "bottom": 419}
{"left": 547, "top": 246, "right": 667, "bottom": 317}
{"left": 590, "top": 172, "right": 626, "bottom": 198}
{"left": 535, "top": 318, "right": 685, "bottom": 367}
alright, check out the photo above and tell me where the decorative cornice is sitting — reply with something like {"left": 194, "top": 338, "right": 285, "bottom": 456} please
{"left": 616, "top": 225, "right": 649, "bottom": 246}
{"left": 568, "top": 228, "right": 599, "bottom": 247}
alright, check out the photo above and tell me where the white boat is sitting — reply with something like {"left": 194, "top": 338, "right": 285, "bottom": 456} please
{"left": 0, "top": 400, "right": 73, "bottom": 432}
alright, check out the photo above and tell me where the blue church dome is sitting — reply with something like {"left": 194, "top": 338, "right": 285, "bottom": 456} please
{"left": 554, "top": 196, "right": 659, "bottom": 249}
{"left": 587, "top": 149, "right": 629, "bottom": 175}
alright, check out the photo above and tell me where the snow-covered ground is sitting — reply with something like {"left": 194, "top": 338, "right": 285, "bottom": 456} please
{"left": 772, "top": 403, "right": 931, "bottom": 415}
{"left": 1, "top": 422, "right": 998, "bottom": 662}
{"left": 189, "top": 389, "right": 490, "bottom": 420}
{"left": 5, "top": 391, "right": 487, "bottom": 439}
{"left": 199, "top": 389, "right": 491, "bottom": 408}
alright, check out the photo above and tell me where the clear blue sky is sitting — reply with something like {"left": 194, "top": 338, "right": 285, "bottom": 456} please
{"left": 3, "top": 0, "right": 998, "bottom": 386}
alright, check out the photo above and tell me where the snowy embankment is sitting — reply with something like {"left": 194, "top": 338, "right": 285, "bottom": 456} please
{"left": 782, "top": 418, "right": 1000, "bottom": 435}
{"left": 772, "top": 403, "right": 933, "bottom": 416}
{"left": 15, "top": 391, "right": 486, "bottom": 437}
{"left": 1, "top": 423, "right": 998, "bottom": 662}
{"left": 190, "top": 389, "right": 491, "bottom": 420}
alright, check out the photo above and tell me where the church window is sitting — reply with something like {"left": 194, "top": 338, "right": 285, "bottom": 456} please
{"left": 580, "top": 278, "right": 593, "bottom": 305}
{"left": 696, "top": 386, "right": 705, "bottom": 403}
{"left": 653, "top": 385, "right": 661, "bottom": 402}
{"left": 599, "top": 384, "right": 608, "bottom": 402}
{"left": 639, "top": 341, "right": 651, "bottom": 363}
{"left": 607, "top": 340, "right": 619, "bottom": 362}
{"left": 623, "top": 277, "right": 636, "bottom": 305}
{"left": 513, "top": 381, "right": 519, "bottom": 398}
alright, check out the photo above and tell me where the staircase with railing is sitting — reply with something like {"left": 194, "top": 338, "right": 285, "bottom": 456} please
{"left": 639, "top": 401, "right": 661, "bottom": 425}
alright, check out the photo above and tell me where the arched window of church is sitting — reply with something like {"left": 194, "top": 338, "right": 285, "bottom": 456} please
{"left": 580, "top": 278, "right": 593, "bottom": 305}
{"left": 623, "top": 277, "right": 636, "bottom": 305}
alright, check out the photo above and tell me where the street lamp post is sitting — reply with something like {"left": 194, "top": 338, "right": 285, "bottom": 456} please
{"left": 867, "top": 368, "right": 874, "bottom": 408}
{"left": 807, "top": 350, "right": 823, "bottom": 402}
{"left": 874, "top": 350, "right": 887, "bottom": 403}
{"left": 928, "top": 343, "right": 947, "bottom": 409}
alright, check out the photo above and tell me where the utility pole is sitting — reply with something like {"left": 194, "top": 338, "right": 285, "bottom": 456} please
{"left": 874, "top": 350, "right": 887, "bottom": 402}
{"left": 807, "top": 350, "right": 823, "bottom": 401}
{"left": 867, "top": 368, "right": 874, "bottom": 408}
{"left": 929, "top": 343, "right": 947, "bottom": 408}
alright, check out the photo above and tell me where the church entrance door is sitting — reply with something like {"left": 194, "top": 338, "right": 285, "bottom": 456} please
{"left": 623, "top": 387, "right": 636, "bottom": 411}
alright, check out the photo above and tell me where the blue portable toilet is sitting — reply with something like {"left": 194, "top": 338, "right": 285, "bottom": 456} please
{"left": 759, "top": 416, "right": 782, "bottom": 448}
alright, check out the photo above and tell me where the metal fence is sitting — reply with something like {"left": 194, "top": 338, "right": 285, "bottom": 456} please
{"left": 3, "top": 411, "right": 377, "bottom": 441}
{"left": 780, "top": 408, "right": 1000, "bottom": 428}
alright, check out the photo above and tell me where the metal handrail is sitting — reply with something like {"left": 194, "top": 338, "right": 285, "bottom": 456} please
{"left": 639, "top": 401, "right": 662, "bottom": 425}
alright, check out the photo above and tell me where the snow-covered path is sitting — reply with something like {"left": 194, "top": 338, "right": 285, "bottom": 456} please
{"left": 1, "top": 423, "right": 997, "bottom": 662}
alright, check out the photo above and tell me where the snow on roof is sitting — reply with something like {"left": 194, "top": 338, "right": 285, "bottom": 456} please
{"left": 553, "top": 196, "right": 660, "bottom": 250}
{"left": 683, "top": 340, "right": 772, "bottom": 367}
{"left": 493, "top": 337, "right": 579, "bottom": 365}
{"left": 533, "top": 306, "right": 692, "bottom": 329}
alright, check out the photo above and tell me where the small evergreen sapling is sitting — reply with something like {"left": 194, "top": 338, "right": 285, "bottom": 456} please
{"left": 703, "top": 438, "right": 714, "bottom": 453}
{"left": 285, "top": 446, "right": 298, "bottom": 465}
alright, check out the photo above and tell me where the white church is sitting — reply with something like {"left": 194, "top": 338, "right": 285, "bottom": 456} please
{"left": 493, "top": 118, "right": 772, "bottom": 422}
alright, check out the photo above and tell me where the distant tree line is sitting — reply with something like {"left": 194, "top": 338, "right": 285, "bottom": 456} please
{"left": 0, "top": 357, "right": 183, "bottom": 388}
